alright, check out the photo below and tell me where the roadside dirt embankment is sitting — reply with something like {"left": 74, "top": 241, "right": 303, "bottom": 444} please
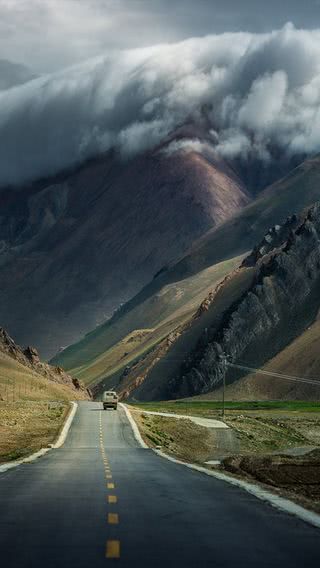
{"left": 222, "top": 450, "right": 320, "bottom": 514}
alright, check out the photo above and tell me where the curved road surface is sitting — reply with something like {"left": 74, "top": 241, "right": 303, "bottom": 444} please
{"left": 0, "top": 402, "right": 319, "bottom": 567}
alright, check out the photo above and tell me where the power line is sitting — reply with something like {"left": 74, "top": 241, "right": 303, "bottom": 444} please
{"left": 227, "top": 362, "right": 320, "bottom": 387}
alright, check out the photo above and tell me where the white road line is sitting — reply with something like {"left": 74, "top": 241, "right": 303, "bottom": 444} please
{"left": 52, "top": 401, "right": 78, "bottom": 448}
{"left": 119, "top": 403, "right": 148, "bottom": 448}
{"left": 132, "top": 408, "right": 228, "bottom": 429}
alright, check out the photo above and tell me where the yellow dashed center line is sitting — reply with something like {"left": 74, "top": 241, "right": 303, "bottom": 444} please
{"left": 106, "top": 540, "right": 120, "bottom": 559}
{"left": 108, "top": 495, "right": 117, "bottom": 504}
{"left": 108, "top": 513, "right": 119, "bottom": 525}
{"left": 100, "top": 411, "right": 120, "bottom": 559}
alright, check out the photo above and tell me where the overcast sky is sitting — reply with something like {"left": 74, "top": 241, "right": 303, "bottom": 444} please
{"left": 1, "top": 0, "right": 320, "bottom": 72}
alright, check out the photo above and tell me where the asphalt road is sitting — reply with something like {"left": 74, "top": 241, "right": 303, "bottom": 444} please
{"left": 0, "top": 401, "right": 319, "bottom": 568}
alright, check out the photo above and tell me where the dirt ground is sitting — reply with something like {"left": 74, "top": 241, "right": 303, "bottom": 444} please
{"left": 0, "top": 401, "right": 69, "bottom": 463}
{"left": 222, "top": 450, "right": 320, "bottom": 514}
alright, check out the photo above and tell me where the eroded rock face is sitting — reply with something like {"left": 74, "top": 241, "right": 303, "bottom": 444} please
{"left": 24, "top": 346, "right": 40, "bottom": 364}
{"left": 165, "top": 202, "right": 320, "bottom": 398}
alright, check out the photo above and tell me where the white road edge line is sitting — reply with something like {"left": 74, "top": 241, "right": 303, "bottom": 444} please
{"left": 123, "top": 403, "right": 320, "bottom": 530}
{"left": 133, "top": 408, "right": 228, "bottom": 429}
{"left": 119, "top": 403, "right": 148, "bottom": 448}
{"left": 0, "top": 401, "right": 78, "bottom": 474}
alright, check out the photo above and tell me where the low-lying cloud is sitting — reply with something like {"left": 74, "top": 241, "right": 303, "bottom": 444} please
{"left": 1, "top": 23, "right": 320, "bottom": 188}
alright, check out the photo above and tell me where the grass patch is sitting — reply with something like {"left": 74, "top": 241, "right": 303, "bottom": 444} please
{"left": 132, "top": 410, "right": 217, "bottom": 463}
{"left": 129, "top": 400, "right": 320, "bottom": 414}
{"left": 130, "top": 401, "right": 320, "bottom": 457}
{"left": 0, "top": 401, "right": 69, "bottom": 463}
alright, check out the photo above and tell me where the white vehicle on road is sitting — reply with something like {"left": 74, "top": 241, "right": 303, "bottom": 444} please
{"left": 102, "top": 391, "right": 118, "bottom": 410}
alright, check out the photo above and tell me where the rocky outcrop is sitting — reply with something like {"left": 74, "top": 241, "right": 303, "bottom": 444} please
{"left": 242, "top": 214, "right": 300, "bottom": 267}
{"left": 0, "top": 327, "right": 88, "bottom": 395}
{"left": 163, "top": 202, "right": 320, "bottom": 398}
{"left": 24, "top": 346, "right": 41, "bottom": 364}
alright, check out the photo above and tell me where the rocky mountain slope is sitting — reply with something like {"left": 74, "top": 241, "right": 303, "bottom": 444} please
{"left": 132, "top": 202, "right": 320, "bottom": 400}
{"left": 54, "top": 154, "right": 320, "bottom": 394}
{"left": 0, "top": 135, "right": 249, "bottom": 358}
{"left": 0, "top": 327, "right": 88, "bottom": 397}
{"left": 206, "top": 319, "right": 320, "bottom": 402}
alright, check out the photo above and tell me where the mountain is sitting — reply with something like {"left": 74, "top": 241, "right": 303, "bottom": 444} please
{"left": 0, "top": 327, "right": 88, "bottom": 400}
{"left": 0, "top": 137, "right": 249, "bottom": 358}
{"left": 130, "top": 201, "right": 320, "bottom": 400}
{"left": 137, "top": 153, "right": 320, "bottom": 295}
{"left": 53, "top": 154, "right": 320, "bottom": 395}
{"left": 0, "top": 60, "right": 36, "bottom": 91}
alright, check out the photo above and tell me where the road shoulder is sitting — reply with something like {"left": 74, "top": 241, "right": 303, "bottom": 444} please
{"left": 123, "top": 403, "right": 320, "bottom": 530}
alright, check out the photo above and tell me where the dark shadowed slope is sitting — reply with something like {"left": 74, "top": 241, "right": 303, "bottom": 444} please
{"left": 0, "top": 141, "right": 248, "bottom": 359}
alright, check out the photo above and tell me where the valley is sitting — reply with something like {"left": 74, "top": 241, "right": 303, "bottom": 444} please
{"left": 53, "top": 155, "right": 320, "bottom": 405}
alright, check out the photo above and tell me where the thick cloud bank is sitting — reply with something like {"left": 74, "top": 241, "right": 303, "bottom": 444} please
{"left": 1, "top": 24, "right": 320, "bottom": 187}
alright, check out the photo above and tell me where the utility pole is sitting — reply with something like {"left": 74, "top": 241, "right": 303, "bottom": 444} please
{"left": 219, "top": 353, "right": 227, "bottom": 419}
{"left": 222, "top": 364, "right": 225, "bottom": 419}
